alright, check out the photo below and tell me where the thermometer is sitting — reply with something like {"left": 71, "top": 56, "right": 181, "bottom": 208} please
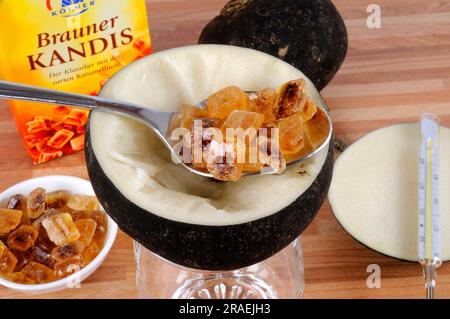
{"left": 418, "top": 113, "right": 442, "bottom": 299}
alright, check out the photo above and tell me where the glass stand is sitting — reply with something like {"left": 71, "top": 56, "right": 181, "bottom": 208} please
{"left": 134, "top": 237, "right": 304, "bottom": 299}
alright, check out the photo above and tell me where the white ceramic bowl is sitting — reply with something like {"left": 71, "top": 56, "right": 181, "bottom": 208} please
{"left": 0, "top": 175, "right": 118, "bottom": 294}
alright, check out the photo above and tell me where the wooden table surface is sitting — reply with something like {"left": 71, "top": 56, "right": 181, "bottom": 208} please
{"left": 1, "top": 0, "right": 450, "bottom": 299}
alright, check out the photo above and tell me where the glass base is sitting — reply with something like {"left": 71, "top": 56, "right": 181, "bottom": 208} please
{"left": 171, "top": 272, "right": 278, "bottom": 299}
{"left": 135, "top": 237, "right": 304, "bottom": 299}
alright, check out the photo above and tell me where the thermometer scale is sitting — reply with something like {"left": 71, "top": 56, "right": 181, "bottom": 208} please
{"left": 418, "top": 113, "right": 442, "bottom": 299}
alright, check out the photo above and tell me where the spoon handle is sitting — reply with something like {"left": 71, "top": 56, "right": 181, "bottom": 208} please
{"left": 0, "top": 80, "right": 122, "bottom": 111}
{"left": 0, "top": 80, "right": 172, "bottom": 135}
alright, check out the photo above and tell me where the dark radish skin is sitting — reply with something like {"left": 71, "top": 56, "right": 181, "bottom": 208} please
{"left": 199, "top": 0, "right": 348, "bottom": 91}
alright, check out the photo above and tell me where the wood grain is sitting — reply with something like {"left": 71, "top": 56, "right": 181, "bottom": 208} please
{"left": 1, "top": 0, "right": 450, "bottom": 299}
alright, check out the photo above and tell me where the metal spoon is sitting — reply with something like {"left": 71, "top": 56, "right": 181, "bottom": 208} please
{"left": 0, "top": 80, "right": 332, "bottom": 178}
